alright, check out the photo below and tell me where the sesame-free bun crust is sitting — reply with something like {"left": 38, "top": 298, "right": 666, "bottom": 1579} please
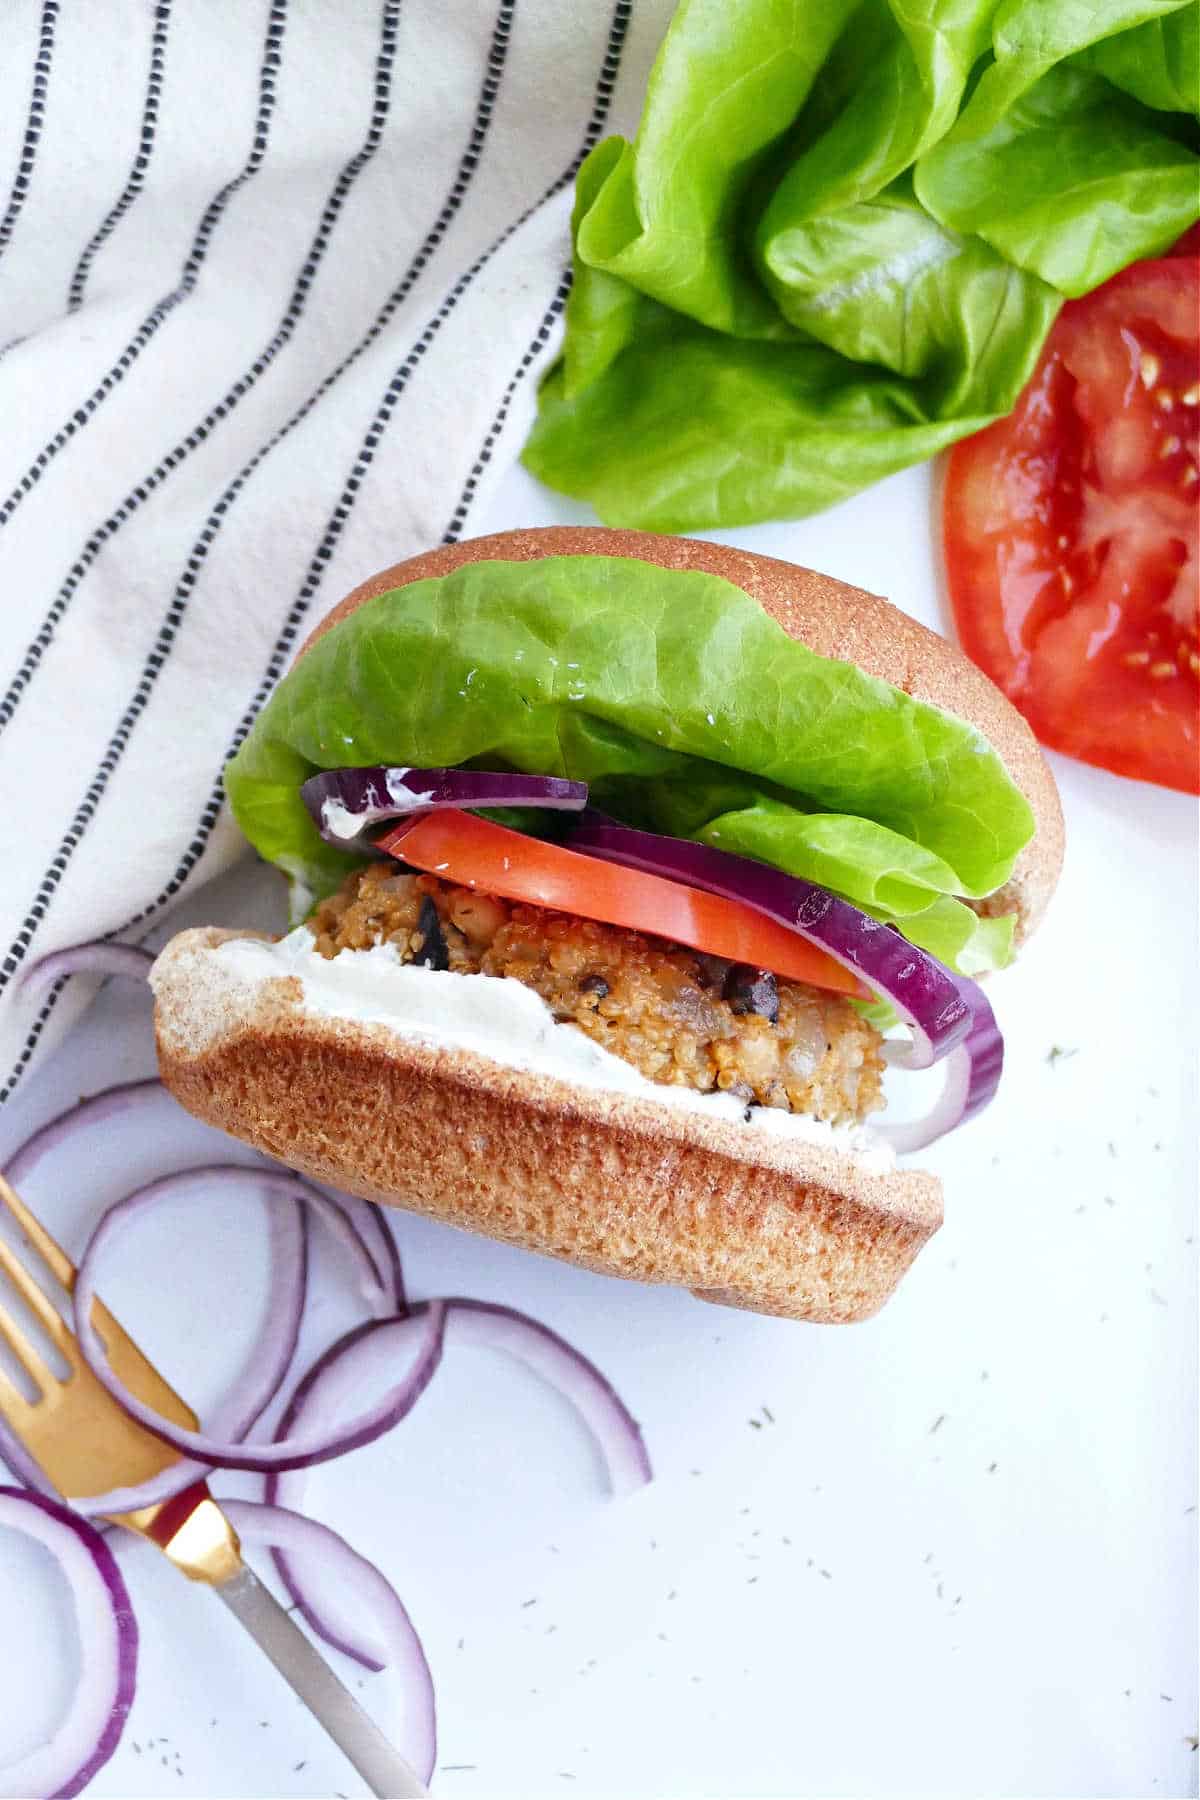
{"left": 154, "top": 527, "right": 1062, "bottom": 1322}
{"left": 153, "top": 929, "right": 942, "bottom": 1324}
{"left": 306, "top": 526, "right": 1064, "bottom": 940}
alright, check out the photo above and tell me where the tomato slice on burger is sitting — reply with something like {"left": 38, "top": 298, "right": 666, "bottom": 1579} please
{"left": 944, "top": 251, "right": 1199, "bottom": 794}
{"left": 379, "top": 809, "right": 867, "bottom": 998}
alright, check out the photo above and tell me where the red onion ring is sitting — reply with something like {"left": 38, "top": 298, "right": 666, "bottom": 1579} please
{"left": 3, "top": 1079, "right": 172, "bottom": 1188}
{"left": 73, "top": 1169, "right": 446, "bottom": 1500}
{"left": 4, "top": 1086, "right": 403, "bottom": 1513}
{"left": 877, "top": 999, "right": 1004, "bottom": 1153}
{"left": 222, "top": 1499, "right": 436, "bottom": 1787}
{"left": 4, "top": 1078, "right": 399, "bottom": 1323}
{"left": 263, "top": 1313, "right": 448, "bottom": 1670}
{"left": 5, "top": 1092, "right": 331, "bottom": 1514}
{"left": 565, "top": 813, "right": 1004, "bottom": 1148}
{"left": 567, "top": 813, "right": 970, "bottom": 1065}
{"left": 329, "top": 1192, "right": 407, "bottom": 1315}
{"left": 441, "top": 1300, "right": 652, "bottom": 1497}
{"left": 68, "top": 1167, "right": 314, "bottom": 1519}
{"left": 261, "top": 1299, "right": 648, "bottom": 1676}
{"left": 0, "top": 1488, "right": 138, "bottom": 1800}
{"left": 205, "top": 1202, "right": 309, "bottom": 1443}
{"left": 5, "top": 1099, "right": 310, "bottom": 1512}
{"left": 302, "top": 765, "right": 588, "bottom": 853}
{"left": 18, "top": 942, "right": 154, "bottom": 1000}
{"left": 0, "top": 1420, "right": 58, "bottom": 1497}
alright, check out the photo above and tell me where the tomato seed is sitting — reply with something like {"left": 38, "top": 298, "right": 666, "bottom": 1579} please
{"left": 1155, "top": 389, "right": 1176, "bottom": 410}
{"left": 1124, "top": 651, "right": 1151, "bottom": 667}
{"left": 1151, "top": 661, "right": 1177, "bottom": 679}
{"left": 1159, "top": 436, "right": 1182, "bottom": 458}
{"left": 1139, "top": 353, "right": 1161, "bottom": 389}
{"left": 1182, "top": 385, "right": 1199, "bottom": 407}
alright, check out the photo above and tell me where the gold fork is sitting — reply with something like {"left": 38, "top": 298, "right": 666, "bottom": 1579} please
{"left": 0, "top": 1172, "right": 427, "bottom": 1798}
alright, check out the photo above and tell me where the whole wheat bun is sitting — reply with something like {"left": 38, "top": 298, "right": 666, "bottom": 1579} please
{"left": 153, "top": 527, "right": 1062, "bottom": 1323}
{"left": 306, "top": 527, "right": 1064, "bottom": 939}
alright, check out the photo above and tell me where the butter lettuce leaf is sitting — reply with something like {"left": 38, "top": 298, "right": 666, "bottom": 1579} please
{"left": 226, "top": 557, "right": 1033, "bottom": 975}
{"left": 523, "top": 0, "right": 1200, "bottom": 528}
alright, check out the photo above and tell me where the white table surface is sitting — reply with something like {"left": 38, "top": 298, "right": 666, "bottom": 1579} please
{"left": 0, "top": 459, "right": 1196, "bottom": 1800}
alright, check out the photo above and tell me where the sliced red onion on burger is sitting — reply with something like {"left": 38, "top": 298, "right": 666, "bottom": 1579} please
{"left": 301, "top": 766, "right": 588, "bottom": 853}
{"left": 0, "top": 1488, "right": 138, "bottom": 1800}
{"left": 565, "top": 813, "right": 1003, "bottom": 1151}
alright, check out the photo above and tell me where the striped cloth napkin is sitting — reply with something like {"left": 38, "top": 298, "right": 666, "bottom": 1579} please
{"left": 0, "top": 0, "right": 669, "bottom": 1102}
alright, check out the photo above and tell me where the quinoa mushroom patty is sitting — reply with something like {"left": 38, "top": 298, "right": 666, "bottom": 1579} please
{"left": 311, "top": 861, "right": 886, "bottom": 1127}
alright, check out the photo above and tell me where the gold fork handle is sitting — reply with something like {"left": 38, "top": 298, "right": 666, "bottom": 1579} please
{"left": 214, "top": 1563, "right": 429, "bottom": 1798}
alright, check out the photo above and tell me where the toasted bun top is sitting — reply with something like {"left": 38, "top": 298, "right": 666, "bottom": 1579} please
{"left": 302, "top": 526, "right": 1064, "bottom": 941}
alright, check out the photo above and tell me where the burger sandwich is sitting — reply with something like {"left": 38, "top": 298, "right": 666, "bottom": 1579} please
{"left": 150, "top": 527, "right": 1063, "bottom": 1322}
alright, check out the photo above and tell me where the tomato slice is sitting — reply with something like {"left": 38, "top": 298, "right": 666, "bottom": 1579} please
{"left": 944, "top": 253, "right": 1199, "bottom": 794}
{"left": 378, "top": 810, "right": 866, "bottom": 998}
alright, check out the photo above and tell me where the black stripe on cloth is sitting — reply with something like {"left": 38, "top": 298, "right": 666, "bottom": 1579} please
{"left": 0, "top": 0, "right": 524, "bottom": 1101}
{"left": 0, "top": 0, "right": 402, "bottom": 740}
{"left": 111, "top": 0, "right": 636, "bottom": 943}
{"left": 67, "top": 0, "right": 173, "bottom": 310}
{"left": 0, "top": 0, "right": 287, "bottom": 531}
{"left": 439, "top": 270, "right": 571, "bottom": 542}
{"left": 0, "top": 0, "right": 59, "bottom": 268}
{"left": 442, "top": 0, "right": 633, "bottom": 542}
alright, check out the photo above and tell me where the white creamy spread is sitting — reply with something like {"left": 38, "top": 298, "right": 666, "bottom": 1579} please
{"left": 213, "top": 927, "right": 895, "bottom": 1172}
{"left": 319, "top": 768, "right": 433, "bottom": 841}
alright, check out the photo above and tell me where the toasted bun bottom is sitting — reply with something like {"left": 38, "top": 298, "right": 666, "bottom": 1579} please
{"left": 153, "top": 930, "right": 942, "bottom": 1324}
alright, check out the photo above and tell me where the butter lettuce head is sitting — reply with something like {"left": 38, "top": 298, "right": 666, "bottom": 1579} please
{"left": 226, "top": 557, "right": 1033, "bottom": 977}
{"left": 522, "top": 0, "right": 1200, "bottom": 529}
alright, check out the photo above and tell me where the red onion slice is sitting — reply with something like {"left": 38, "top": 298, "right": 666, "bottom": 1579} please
{"left": 442, "top": 1300, "right": 652, "bottom": 1498}
{"left": 0, "top": 1488, "right": 138, "bottom": 1800}
{"left": 6, "top": 1104, "right": 310, "bottom": 1513}
{"left": 19, "top": 942, "right": 154, "bottom": 999}
{"left": 262, "top": 1299, "right": 648, "bottom": 1679}
{"left": 264, "top": 1313, "right": 448, "bottom": 1671}
{"left": 566, "top": 814, "right": 971, "bottom": 1068}
{"left": 269, "top": 1298, "right": 648, "bottom": 1512}
{"left": 69, "top": 1167, "right": 310, "bottom": 1519}
{"left": 302, "top": 766, "right": 588, "bottom": 853}
{"left": 3, "top": 1079, "right": 171, "bottom": 1188}
{"left": 222, "top": 1499, "right": 436, "bottom": 1788}
{"left": 5, "top": 1079, "right": 397, "bottom": 1320}
{"left": 0, "top": 1420, "right": 58, "bottom": 1496}
{"left": 565, "top": 813, "right": 1004, "bottom": 1149}
{"left": 72, "top": 1170, "right": 444, "bottom": 1507}
{"left": 6, "top": 1088, "right": 403, "bottom": 1515}
{"left": 878, "top": 993, "right": 1004, "bottom": 1154}
{"left": 205, "top": 1201, "right": 308, "bottom": 1444}
{"left": 6, "top": 1081, "right": 400, "bottom": 1323}
{"left": 328, "top": 1192, "right": 407, "bottom": 1315}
